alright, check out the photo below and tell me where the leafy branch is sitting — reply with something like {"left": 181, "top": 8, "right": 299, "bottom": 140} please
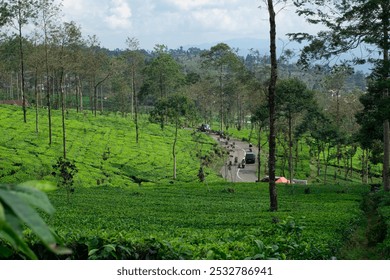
{"left": 0, "top": 181, "right": 69, "bottom": 259}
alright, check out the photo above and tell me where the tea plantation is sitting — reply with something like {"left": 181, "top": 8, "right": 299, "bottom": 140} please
{"left": 1, "top": 105, "right": 390, "bottom": 260}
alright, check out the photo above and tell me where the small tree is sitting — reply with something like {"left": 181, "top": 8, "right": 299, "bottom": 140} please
{"left": 52, "top": 157, "right": 78, "bottom": 203}
{"left": 276, "top": 78, "right": 315, "bottom": 183}
{"left": 150, "top": 94, "right": 196, "bottom": 180}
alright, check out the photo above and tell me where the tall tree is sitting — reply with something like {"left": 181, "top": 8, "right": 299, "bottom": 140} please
{"left": 356, "top": 62, "right": 390, "bottom": 183}
{"left": 35, "top": 0, "right": 61, "bottom": 145}
{"left": 52, "top": 21, "right": 83, "bottom": 159}
{"left": 321, "top": 66, "right": 352, "bottom": 180}
{"left": 201, "top": 43, "right": 241, "bottom": 132}
{"left": 83, "top": 36, "right": 111, "bottom": 116}
{"left": 290, "top": 0, "right": 390, "bottom": 191}
{"left": 1, "top": 0, "right": 39, "bottom": 123}
{"left": 266, "top": 0, "right": 280, "bottom": 211}
{"left": 251, "top": 104, "right": 269, "bottom": 182}
{"left": 124, "top": 37, "right": 145, "bottom": 144}
{"left": 276, "top": 77, "right": 315, "bottom": 183}
{"left": 142, "top": 44, "right": 184, "bottom": 102}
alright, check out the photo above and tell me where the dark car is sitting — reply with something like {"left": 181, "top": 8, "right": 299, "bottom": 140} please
{"left": 245, "top": 151, "right": 256, "bottom": 164}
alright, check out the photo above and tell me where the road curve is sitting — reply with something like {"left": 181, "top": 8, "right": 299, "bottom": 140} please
{"left": 209, "top": 133, "right": 260, "bottom": 182}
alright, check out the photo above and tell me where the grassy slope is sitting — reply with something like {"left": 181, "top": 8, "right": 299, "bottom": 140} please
{"left": 0, "top": 105, "right": 223, "bottom": 187}
{"left": 0, "top": 105, "right": 372, "bottom": 259}
{"left": 45, "top": 182, "right": 367, "bottom": 259}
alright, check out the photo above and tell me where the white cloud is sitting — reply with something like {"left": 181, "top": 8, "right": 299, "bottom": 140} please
{"left": 104, "top": 0, "right": 132, "bottom": 29}
{"left": 61, "top": 0, "right": 85, "bottom": 16}
{"left": 56, "top": 0, "right": 320, "bottom": 50}
{"left": 166, "top": 0, "right": 240, "bottom": 11}
{"left": 61, "top": 0, "right": 100, "bottom": 19}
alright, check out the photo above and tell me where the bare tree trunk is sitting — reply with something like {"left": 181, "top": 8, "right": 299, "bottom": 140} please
{"left": 173, "top": 120, "right": 178, "bottom": 180}
{"left": 17, "top": 8, "right": 27, "bottom": 124}
{"left": 257, "top": 125, "right": 262, "bottom": 182}
{"left": 34, "top": 69, "right": 39, "bottom": 133}
{"left": 133, "top": 67, "right": 140, "bottom": 144}
{"left": 61, "top": 78, "right": 66, "bottom": 159}
{"left": 219, "top": 65, "right": 224, "bottom": 132}
{"left": 267, "top": 0, "right": 278, "bottom": 211}
{"left": 382, "top": 5, "right": 390, "bottom": 191}
{"left": 288, "top": 112, "right": 293, "bottom": 184}
{"left": 78, "top": 76, "right": 83, "bottom": 112}
{"left": 384, "top": 120, "right": 390, "bottom": 190}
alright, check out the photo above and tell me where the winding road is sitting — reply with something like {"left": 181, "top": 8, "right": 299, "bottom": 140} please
{"left": 210, "top": 133, "right": 260, "bottom": 182}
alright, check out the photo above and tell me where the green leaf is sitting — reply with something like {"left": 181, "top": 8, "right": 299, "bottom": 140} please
{"left": 254, "top": 239, "right": 264, "bottom": 252}
{"left": 88, "top": 248, "right": 99, "bottom": 257}
{"left": 4, "top": 212, "right": 24, "bottom": 238}
{"left": 0, "top": 189, "right": 56, "bottom": 246}
{"left": 0, "top": 202, "right": 5, "bottom": 224}
{"left": 9, "top": 184, "right": 55, "bottom": 215}
{"left": 18, "top": 181, "right": 57, "bottom": 193}
{"left": 0, "top": 222, "right": 37, "bottom": 260}
{"left": 0, "top": 243, "right": 14, "bottom": 258}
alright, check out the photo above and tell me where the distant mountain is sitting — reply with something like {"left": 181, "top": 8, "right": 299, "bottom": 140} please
{"left": 181, "top": 37, "right": 301, "bottom": 56}
{"left": 181, "top": 37, "right": 371, "bottom": 72}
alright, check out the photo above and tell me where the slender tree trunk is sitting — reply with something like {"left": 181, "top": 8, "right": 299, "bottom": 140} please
{"left": 336, "top": 89, "right": 341, "bottom": 181}
{"left": 361, "top": 149, "right": 366, "bottom": 183}
{"left": 382, "top": 3, "right": 390, "bottom": 191}
{"left": 173, "top": 120, "right": 178, "bottom": 180}
{"left": 133, "top": 67, "right": 140, "bottom": 144}
{"left": 78, "top": 76, "right": 83, "bottom": 112}
{"left": 34, "top": 69, "right": 39, "bottom": 133}
{"left": 75, "top": 75, "right": 79, "bottom": 113}
{"left": 18, "top": 20, "right": 27, "bottom": 123}
{"left": 317, "top": 147, "right": 321, "bottom": 176}
{"left": 89, "top": 81, "right": 93, "bottom": 113}
{"left": 295, "top": 139, "right": 299, "bottom": 174}
{"left": 100, "top": 85, "right": 104, "bottom": 114}
{"left": 219, "top": 65, "right": 224, "bottom": 132}
{"left": 61, "top": 77, "right": 66, "bottom": 159}
{"left": 44, "top": 41, "right": 52, "bottom": 145}
{"left": 267, "top": 0, "right": 278, "bottom": 211}
{"left": 94, "top": 83, "right": 98, "bottom": 117}
{"left": 257, "top": 125, "right": 261, "bottom": 182}
{"left": 350, "top": 154, "right": 354, "bottom": 179}
{"left": 384, "top": 120, "right": 389, "bottom": 190}
{"left": 288, "top": 112, "right": 293, "bottom": 184}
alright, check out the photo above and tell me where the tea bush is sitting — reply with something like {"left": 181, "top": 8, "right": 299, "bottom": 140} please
{"left": 16, "top": 182, "right": 367, "bottom": 260}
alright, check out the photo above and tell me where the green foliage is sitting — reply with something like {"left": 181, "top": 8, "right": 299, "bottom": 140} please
{"left": 149, "top": 94, "right": 197, "bottom": 129}
{"left": 0, "top": 105, "right": 223, "bottom": 188}
{"left": 7, "top": 182, "right": 366, "bottom": 260}
{"left": 141, "top": 45, "right": 185, "bottom": 102}
{"left": 52, "top": 157, "right": 78, "bottom": 202}
{"left": 356, "top": 61, "right": 390, "bottom": 150}
{"left": 0, "top": 181, "right": 67, "bottom": 259}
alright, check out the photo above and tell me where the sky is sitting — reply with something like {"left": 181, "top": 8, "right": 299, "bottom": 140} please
{"left": 57, "top": 0, "right": 318, "bottom": 51}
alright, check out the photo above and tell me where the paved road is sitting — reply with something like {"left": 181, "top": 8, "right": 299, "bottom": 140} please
{"left": 210, "top": 133, "right": 260, "bottom": 182}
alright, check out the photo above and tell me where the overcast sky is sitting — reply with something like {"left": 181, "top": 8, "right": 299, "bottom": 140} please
{"left": 58, "top": 0, "right": 317, "bottom": 51}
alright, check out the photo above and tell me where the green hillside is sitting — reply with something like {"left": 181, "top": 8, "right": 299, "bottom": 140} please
{"left": 0, "top": 105, "right": 224, "bottom": 187}
{"left": 1, "top": 105, "right": 390, "bottom": 260}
